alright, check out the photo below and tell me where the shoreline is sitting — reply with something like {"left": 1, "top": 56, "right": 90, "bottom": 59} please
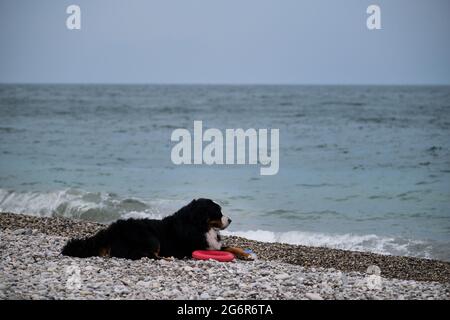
{"left": 1, "top": 212, "right": 449, "bottom": 300}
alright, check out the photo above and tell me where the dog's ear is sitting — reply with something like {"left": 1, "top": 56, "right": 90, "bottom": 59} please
{"left": 187, "top": 199, "right": 198, "bottom": 209}
{"left": 183, "top": 199, "right": 196, "bottom": 208}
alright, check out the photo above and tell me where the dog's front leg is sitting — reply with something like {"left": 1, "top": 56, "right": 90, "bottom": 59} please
{"left": 221, "top": 246, "right": 255, "bottom": 260}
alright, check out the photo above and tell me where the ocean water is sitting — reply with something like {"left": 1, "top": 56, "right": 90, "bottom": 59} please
{"left": 1, "top": 84, "right": 449, "bottom": 261}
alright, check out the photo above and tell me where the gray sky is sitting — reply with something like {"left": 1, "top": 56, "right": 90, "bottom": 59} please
{"left": 1, "top": 0, "right": 449, "bottom": 84}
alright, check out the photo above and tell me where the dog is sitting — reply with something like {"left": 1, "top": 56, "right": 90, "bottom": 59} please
{"left": 61, "top": 198, "right": 252, "bottom": 260}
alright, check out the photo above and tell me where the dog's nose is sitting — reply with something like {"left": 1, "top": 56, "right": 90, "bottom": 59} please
{"left": 228, "top": 218, "right": 232, "bottom": 224}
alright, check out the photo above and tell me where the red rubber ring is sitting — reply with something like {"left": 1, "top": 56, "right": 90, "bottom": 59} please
{"left": 192, "top": 250, "right": 235, "bottom": 262}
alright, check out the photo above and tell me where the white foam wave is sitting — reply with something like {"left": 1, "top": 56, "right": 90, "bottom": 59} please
{"left": 0, "top": 188, "right": 180, "bottom": 222}
{"left": 222, "top": 229, "right": 433, "bottom": 259}
{"left": 0, "top": 188, "right": 100, "bottom": 217}
{"left": 120, "top": 211, "right": 164, "bottom": 220}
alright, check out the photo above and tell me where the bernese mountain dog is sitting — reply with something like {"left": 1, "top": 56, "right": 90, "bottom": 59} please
{"left": 61, "top": 198, "right": 252, "bottom": 260}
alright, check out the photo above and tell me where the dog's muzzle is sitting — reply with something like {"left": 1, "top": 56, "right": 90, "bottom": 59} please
{"left": 221, "top": 216, "right": 232, "bottom": 229}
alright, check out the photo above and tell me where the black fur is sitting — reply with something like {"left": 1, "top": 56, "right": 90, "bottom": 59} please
{"left": 61, "top": 198, "right": 228, "bottom": 260}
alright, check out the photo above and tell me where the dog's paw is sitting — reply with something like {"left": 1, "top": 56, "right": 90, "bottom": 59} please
{"left": 160, "top": 256, "right": 175, "bottom": 262}
{"left": 238, "top": 252, "right": 257, "bottom": 261}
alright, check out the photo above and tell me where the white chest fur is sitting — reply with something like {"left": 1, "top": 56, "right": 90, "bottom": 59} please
{"left": 205, "top": 228, "right": 222, "bottom": 250}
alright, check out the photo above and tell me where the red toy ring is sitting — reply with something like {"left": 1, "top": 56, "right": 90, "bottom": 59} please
{"left": 192, "top": 250, "right": 235, "bottom": 262}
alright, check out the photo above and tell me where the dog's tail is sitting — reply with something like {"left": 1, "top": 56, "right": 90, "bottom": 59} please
{"left": 61, "top": 230, "right": 107, "bottom": 258}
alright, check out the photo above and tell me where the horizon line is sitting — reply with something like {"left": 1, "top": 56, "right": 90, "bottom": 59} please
{"left": 1, "top": 82, "right": 450, "bottom": 86}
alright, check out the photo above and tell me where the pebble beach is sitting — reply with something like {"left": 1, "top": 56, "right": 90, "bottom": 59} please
{"left": 0, "top": 212, "right": 449, "bottom": 300}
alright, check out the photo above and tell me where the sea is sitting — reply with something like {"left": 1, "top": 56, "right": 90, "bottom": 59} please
{"left": 1, "top": 84, "right": 449, "bottom": 261}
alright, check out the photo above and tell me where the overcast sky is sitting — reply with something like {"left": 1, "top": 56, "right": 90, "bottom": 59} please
{"left": 1, "top": 0, "right": 449, "bottom": 84}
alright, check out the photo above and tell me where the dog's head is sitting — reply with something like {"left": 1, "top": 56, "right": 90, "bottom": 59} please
{"left": 181, "top": 198, "right": 231, "bottom": 230}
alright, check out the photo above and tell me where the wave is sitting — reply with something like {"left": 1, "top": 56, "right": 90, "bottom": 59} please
{"left": 0, "top": 188, "right": 181, "bottom": 223}
{"left": 222, "top": 229, "right": 437, "bottom": 260}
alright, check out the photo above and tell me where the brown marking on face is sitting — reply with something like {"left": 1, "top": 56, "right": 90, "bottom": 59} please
{"left": 99, "top": 247, "right": 111, "bottom": 257}
{"left": 208, "top": 219, "right": 223, "bottom": 229}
